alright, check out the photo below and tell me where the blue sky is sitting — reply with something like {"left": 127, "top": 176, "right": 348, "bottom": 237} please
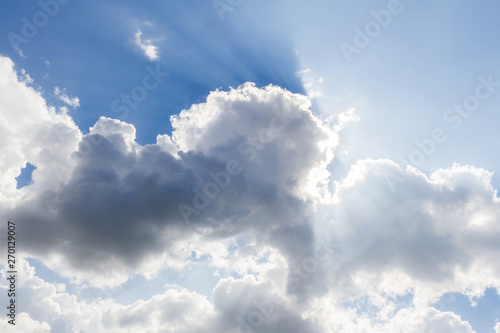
{"left": 1, "top": 1, "right": 500, "bottom": 332}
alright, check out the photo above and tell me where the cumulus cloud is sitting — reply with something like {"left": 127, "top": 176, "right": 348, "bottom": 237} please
{"left": 0, "top": 312, "right": 50, "bottom": 333}
{"left": 302, "top": 292, "right": 477, "bottom": 333}
{"left": 0, "top": 258, "right": 327, "bottom": 332}
{"left": 330, "top": 159, "right": 500, "bottom": 294}
{"left": 303, "top": 158, "right": 500, "bottom": 330}
{"left": 134, "top": 30, "right": 159, "bottom": 61}
{"left": 385, "top": 307, "right": 475, "bottom": 333}
{"left": 2, "top": 54, "right": 499, "bottom": 332}
{"left": 0, "top": 56, "right": 81, "bottom": 204}
{"left": 1, "top": 258, "right": 213, "bottom": 332}
{"left": 2, "top": 63, "right": 338, "bottom": 293}
{"left": 1, "top": 257, "right": 479, "bottom": 333}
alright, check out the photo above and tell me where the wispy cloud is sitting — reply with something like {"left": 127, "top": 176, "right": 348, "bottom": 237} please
{"left": 297, "top": 68, "right": 323, "bottom": 99}
{"left": 54, "top": 86, "right": 80, "bottom": 109}
{"left": 134, "top": 30, "right": 159, "bottom": 61}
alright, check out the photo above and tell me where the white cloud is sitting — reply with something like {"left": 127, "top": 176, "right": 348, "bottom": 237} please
{"left": 0, "top": 312, "right": 50, "bottom": 333}
{"left": 89, "top": 116, "right": 137, "bottom": 152}
{"left": 0, "top": 258, "right": 324, "bottom": 332}
{"left": 18, "top": 68, "right": 33, "bottom": 84}
{"left": 385, "top": 307, "right": 475, "bottom": 333}
{"left": 0, "top": 258, "right": 214, "bottom": 332}
{"left": 297, "top": 68, "right": 323, "bottom": 99}
{"left": 301, "top": 292, "right": 477, "bottom": 333}
{"left": 170, "top": 82, "right": 338, "bottom": 200}
{"left": 321, "top": 159, "right": 500, "bottom": 320}
{"left": 1, "top": 257, "right": 480, "bottom": 333}
{"left": 134, "top": 30, "right": 159, "bottom": 61}
{"left": 332, "top": 107, "right": 360, "bottom": 131}
{"left": 0, "top": 56, "right": 81, "bottom": 204}
{"left": 54, "top": 86, "right": 80, "bottom": 109}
